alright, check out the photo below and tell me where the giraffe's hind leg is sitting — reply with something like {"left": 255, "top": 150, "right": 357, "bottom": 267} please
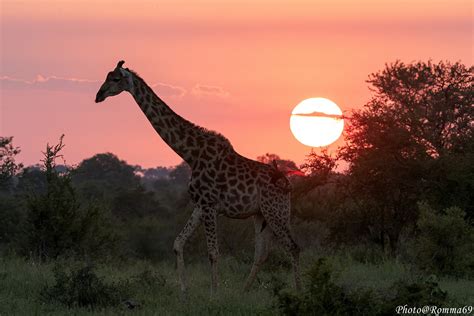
{"left": 244, "top": 214, "right": 274, "bottom": 291}
{"left": 173, "top": 206, "right": 202, "bottom": 297}
{"left": 260, "top": 191, "right": 301, "bottom": 291}
{"left": 201, "top": 206, "right": 219, "bottom": 297}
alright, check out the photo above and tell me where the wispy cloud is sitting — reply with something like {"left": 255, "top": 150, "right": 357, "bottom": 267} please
{"left": 0, "top": 75, "right": 99, "bottom": 93}
{"left": 191, "top": 84, "right": 230, "bottom": 98}
{"left": 151, "top": 82, "right": 186, "bottom": 98}
{"left": 1, "top": 75, "right": 228, "bottom": 100}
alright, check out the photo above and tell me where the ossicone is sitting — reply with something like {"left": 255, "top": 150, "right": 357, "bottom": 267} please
{"left": 117, "top": 60, "right": 125, "bottom": 68}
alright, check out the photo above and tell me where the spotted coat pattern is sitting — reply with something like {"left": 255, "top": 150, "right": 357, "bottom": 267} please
{"left": 96, "top": 62, "right": 301, "bottom": 296}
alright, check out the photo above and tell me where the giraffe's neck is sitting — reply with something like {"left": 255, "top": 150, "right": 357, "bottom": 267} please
{"left": 128, "top": 74, "right": 201, "bottom": 165}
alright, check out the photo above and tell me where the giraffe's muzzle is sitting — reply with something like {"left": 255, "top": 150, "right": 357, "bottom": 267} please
{"left": 95, "top": 91, "right": 106, "bottom": 103}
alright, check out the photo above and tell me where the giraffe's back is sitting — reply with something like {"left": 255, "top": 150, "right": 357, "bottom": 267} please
{"left": 188, "top": 148, "right": 290, "bottom": 219}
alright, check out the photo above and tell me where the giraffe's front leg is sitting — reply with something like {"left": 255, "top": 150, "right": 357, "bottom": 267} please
{"left": 173, "top": 206, "right": 202, "bottom": 298}
{"left": 202, "top": 206, "right": 219, "bottom": 297}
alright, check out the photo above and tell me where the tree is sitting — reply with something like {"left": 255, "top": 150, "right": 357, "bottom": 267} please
{"left": 412, "top": 203, "right": 474, "bottom": 277}
{"left": 256, "top": 153, "right": 298, "bottom": 173}
{"left": 73, "top": 153, "right": 140, "bottom": 200}
{"left": 0, "top": 136, "right": 23, "bottom": 191}
{"left": 16, "top": 166, "right": 47, "bottom": 194}
{"left": 168, "top": 161, "right": 191, "bottom": 187}
{"left": 140, "top": 166, "right": 171, "bottom": 190}
{"left": 111, "top": 186, "right": 164, "bottom": 219}
{"left": 23, "top": 136, "right": 115, "bottom": 260}
{"left": 289, "top": 149, "right": 348, "bottom": 250}
{"left": 0, "top": 137, "right": 25, "bottom": 246}
{"left": 338, "top": 60, "right": 473, "bottom": 253}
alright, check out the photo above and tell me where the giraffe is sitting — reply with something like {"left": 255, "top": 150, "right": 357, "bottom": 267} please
{"left": 95, "top": 61, "right": 301, "bottom": 296}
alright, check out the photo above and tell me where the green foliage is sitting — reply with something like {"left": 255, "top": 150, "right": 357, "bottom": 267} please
{"left": 0, "top": 195, "right": 25, "bottom": 248}
{"left": 111, "top": 186, "right": 164, "bottom": 219}
{"left": 345, "top": 243, "right": 386, "bottom": 265}
{"left": 22, "top": 136, "right": 116, "bottom": 260}
{"left": 72, "top": 152, "right": 140, "bottom": 200}
{"left": 1, "top": 254, "right": 471, "bottom": 315}
{"left": 334, "top": 60, "right": 474, "bottom": 253}
{"left": 386, "top": 275, "right": 448, "bottom": 308}
{"left": 0, "top": 136, "right": 23, "bottom": 191}
{"left": 273, "top": 258, "right": 451, "bottom": 316}
{"left": 41, "top": 263, "right": 129, "bottom": 309}
{"left": 168, "top": 160, "right": 191, "bottom": 186}
{"left": 16, "top": 166, "right": 47, "bottom": 194}
{"left": 273, "top": 258, "right": 379, "bottom": 316}
{"left": 411, "top": 203, "right": 474, "bottom": 277}
{"left": 262, "top": 249, "right": 292, "bottom": 272}
{"left": 424, "top": 153, "right": 474, "bottom": 218}
{"left": 124, "top": 217, "right": 175, "bottom": 260}
{"left": 257, "top": 153, "right": 298, "bottom": 173}
{"left": 300, "top": 149, "right": 336, "bottom": 178}
{"left": 131, "top": 267, "right": 167, "bottom": 289}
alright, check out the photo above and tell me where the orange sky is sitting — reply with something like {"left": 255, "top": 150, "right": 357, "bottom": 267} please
{"left": 1, "top": 0, "right": 472, "bottom": 168}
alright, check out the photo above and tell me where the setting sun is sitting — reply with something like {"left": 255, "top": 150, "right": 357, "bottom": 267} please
{"left": 290, "top": 98, "right": 344, "bottom": 147}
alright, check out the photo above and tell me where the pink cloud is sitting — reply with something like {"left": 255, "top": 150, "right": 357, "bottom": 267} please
{"left": 0, "top": 75, "right": 193, "bottom": 99}
{"left": 0, "top": 75, "right": 99, "bottom": 93}
{"left": 191, "top": 84, "right": 230, "bottom": 98}
{"left": 151, "top": 82, "right": 186, "bottom": 98}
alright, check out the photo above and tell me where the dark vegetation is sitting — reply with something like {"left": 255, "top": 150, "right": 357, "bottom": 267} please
{"left": 0, "top": 60, "right": 472, "bottom": 314}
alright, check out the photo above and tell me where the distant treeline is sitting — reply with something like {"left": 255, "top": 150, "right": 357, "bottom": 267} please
{"left": 1, "top": 60, "right": 472, "bottom": 278}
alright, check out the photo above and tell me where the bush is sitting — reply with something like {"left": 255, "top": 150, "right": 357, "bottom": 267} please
{"left": 273, "top": 258, "right": 379, "bottom": 316}
{"left": 125, "top": 218, "right": 173, "bottom": 260}
{"left": 41, "top": 263, "right": 129, "bottom": 309}
{"left": 346, "top": 243, "right": 386, "bottom": 265}
{"left": 263, "top": 249, "right": 292, "bottom": 273}
{"left": 385, "top": 275, "right": 448, "bottom": 308}
{"left": 130, "top": 268, "right": 166, "bottom": 290}
{"left": 411, "top": 202, "right": 474, "bottom": 277}
{"left": 21, "top": 136, "right": 117, "bottom": 260}
{"left": 272, "top": 258, "right": 451, "bottom": 316}
{"left": 0, "top": 194, "right": 25, "bottom": 247}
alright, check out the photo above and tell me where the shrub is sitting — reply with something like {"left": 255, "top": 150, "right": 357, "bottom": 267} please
{"left": 384, "top": 275, "right": 448, "bottom": 309}
{"left": 346, "top": 243, "right": 386, "bottom": 265}
{"left": 21, "top": 136, "right": 117, "bottom": 260}
{"left": 125, "top": 217, "right": 175, "bottom": 261}
{"left": 272, "top": 258, "right": 451, "bottom": 316}
{"left": 273, "top": 258, "right": 379, "bottom": 316}
{"left": 264, "top": 249, "right": 292, "bottom": 273}
{"left": 41, "top": 263, "right": 129, "bottom": 309}
{"left": 131, "top": 268, "right": 166, "bottom": 289}
{"left": 0, "top": 194, "right": 25, "bottom": 247}
{"left": 412, "top": 202, "right": 474, "bottom": 277}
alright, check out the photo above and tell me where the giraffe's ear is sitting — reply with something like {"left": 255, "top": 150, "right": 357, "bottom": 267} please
{"left": 117, "top": 60, "right": 125, "bottom": 68}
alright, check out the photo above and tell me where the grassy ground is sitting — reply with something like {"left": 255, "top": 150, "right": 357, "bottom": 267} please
{"left": 0, "top": 252, "right": 472, "bottom": 315}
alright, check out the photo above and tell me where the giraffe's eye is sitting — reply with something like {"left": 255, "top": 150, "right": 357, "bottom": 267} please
{"left": 112, "top": 78, "right": 121, "bottom": 82}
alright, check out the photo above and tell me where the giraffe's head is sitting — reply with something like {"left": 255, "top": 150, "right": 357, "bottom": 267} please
{"left": 95, "top": 60, "right": 134, "bottom": 103}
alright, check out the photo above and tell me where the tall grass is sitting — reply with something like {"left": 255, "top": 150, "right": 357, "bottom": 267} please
{"left": 0, "top": 251, "right": 472, "bottom": 315}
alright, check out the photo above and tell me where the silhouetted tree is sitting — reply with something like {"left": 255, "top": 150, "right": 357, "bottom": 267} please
{"left": 291, "top": 149, "right": 343, "bottom": 225}
{"left": 0, "top": 137, "right": 25, "bottom": 246}
{"left": 339, "top": 60, "right": 473, "bottom": 253}
{"left": 257, "top": 153, "right": 298, "bottom": 173}
{"left": 23, "top": 136, "right": 115, "bottom": 260}
{"left": 111, "top": 186, "right": 164, "bottom": 219}
{"left": 73, "top": 153, "right": 140, "bottom": 200}
{"left": 0, "top": 136, "right": 23, "bottom": 191}
{"left": 16, "top": 166, "right": 46, "bottom": 194}
{"left": 168, "top": 161, "right": 191, "bottom": 186}
{"left": 140, "top": 166, "right": 171, "bottom": 189}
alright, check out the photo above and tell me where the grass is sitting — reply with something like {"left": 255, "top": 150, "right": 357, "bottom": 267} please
{"left": 0, "top": 252, "right": 472, "bottom": 315}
